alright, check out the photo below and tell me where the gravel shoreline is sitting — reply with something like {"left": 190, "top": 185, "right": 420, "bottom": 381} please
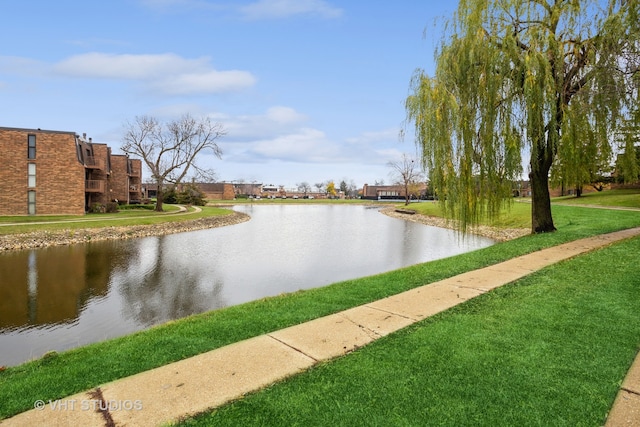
{"left": 0, "top": 211, "right": 250, "bottom": 252}
{"left": 380, "top": 207, "right": 530, "bottom": 241}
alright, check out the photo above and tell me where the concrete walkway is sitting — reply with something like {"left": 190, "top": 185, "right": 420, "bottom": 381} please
{"left": 3, "top": 227, "right": 640, "bottom": 427}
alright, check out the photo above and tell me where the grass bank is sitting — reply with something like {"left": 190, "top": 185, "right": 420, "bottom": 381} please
{"left": 0, "top": 205, "right": 232, "bottom": 235}
{"left": 552, "top": 188, "right": 640, "bottom": 209}
{"left": 403, "top": 188, "right": 640, "bottom": 230}
{"left": 1, "top": 201, "right": 639, "bottom": 420}
{"left": 182, "top": 235, "right": 640, "bottom": 426}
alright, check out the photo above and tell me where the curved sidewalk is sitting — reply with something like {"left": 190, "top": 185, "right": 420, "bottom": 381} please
{"left": 3, "top": 227, "right": 640, "bottom": 427}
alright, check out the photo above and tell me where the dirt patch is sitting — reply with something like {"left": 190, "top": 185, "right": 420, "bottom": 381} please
{"left": 0, "top": 211, "right": 250, "bottom": 252}
{"left": 380, "top": 207, "right": 529, "bottom": 241}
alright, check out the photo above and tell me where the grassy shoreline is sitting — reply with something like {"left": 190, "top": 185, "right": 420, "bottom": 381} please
{"left": 0, "top": 205, "right": 249, "bottom": 251}
{"left": 0, "top": 205, "right": 233, "bottom": 235}
{"left": 182, "top": 235, "right": 640, "bottom": 426}
{"left": 1, "top": 192, "right": 640, "bottom": 422}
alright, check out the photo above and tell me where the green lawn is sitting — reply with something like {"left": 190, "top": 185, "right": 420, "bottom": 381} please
{"left": 408, "top": 199, "right": 532, "bottom": 229}
{"left": 0, "top": 194, "right": 640, "bottom": 425}
{"left": 0, "top": 205, "right": 232, "bottom": 235}
{"left": 407, "top": 187, "right": 640, "bottom": 230}
{"left": 181, "top": 236, "right": 640, "bottom": 426}
{"left": 552, "top": 188, "right": 640, "bottom": 209}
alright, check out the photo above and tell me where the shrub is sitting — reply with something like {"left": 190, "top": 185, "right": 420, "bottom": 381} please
{"left": 162, "top": 184, "right": 207, "bottom": 206}
{"left": 163, "top": 187, "right": 179, "bottom": 204}
{"left": 105, "top": 202, "right": 119, "bottom": 213}
{"left": 89, "top": 203, "right": 105, "bottom": 213}
{"left": 176, "top": 183, "right": 207, "bottom": 206}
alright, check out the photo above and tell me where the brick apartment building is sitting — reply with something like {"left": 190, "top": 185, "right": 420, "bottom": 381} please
{"left": 0, "top": 127, "right": 142, "bottom": 216}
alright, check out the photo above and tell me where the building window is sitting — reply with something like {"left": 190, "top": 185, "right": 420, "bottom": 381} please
{"left": 28, "top": 163, "right": 36, "bottom": 187}
{"left": 28, "top": 135, "right": 36, "bottom": 159}
{"left": 28, "top": 191, "right": 36, "bottom": 215}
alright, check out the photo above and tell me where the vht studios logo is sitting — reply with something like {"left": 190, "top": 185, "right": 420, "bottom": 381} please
{"left": 34, "top": 399, "right": 143, "bottom": 411}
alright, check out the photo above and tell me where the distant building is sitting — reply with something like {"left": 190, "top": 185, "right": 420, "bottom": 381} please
{"left": 0, "top": 127, "right": 142, "bottom": 215}
{"left": 361, "top": 183, "right": 428, "bottom": 200}
{"left": 143, "top": 182, "right": 236, "bottom": 201}
{"left": 196, "top": 183, "right": 235, "bottom": 200}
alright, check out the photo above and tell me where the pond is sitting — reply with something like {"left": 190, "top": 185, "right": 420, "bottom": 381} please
{"left": 0, "top": 204, "right": 494, "bottom": 366}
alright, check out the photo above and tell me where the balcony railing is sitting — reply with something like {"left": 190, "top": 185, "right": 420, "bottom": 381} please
{"left": 85, "top": 180, "right": 105, "bottom": 193}
{"left": 84, "top": 156, "right": 105, "bottom": 170}
{"left": 129, "top": 185, "right": 140, "bottom": 192}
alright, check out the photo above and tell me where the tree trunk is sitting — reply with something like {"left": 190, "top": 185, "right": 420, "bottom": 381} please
{"left": 529, "top": 168, "right": 556, "bottom": 233}
{"left": 404, "top": 183, "right": 410, "bottom": 205}
{"left": 155, "top": 179, "right": 164, "bottom": 212}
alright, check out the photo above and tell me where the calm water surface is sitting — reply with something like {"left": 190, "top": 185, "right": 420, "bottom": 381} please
{"left": 0, "top": 204, "right": 494, "bottom": 366}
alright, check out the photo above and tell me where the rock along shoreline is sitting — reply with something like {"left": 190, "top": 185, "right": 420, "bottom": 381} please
{"left": 0, "top": 211, "right": 250, "bottom": 252}
{"left": 380, "top": 207, "right": 529, "bottom": 241}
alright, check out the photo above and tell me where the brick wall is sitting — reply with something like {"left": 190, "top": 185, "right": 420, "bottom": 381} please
{"left": 86, "top": 144, "right": 111, "bottom": 208}
{"left": 110, "top": 154, "right": 129, "bottom": 203}
{"left": 197, "top": 183, "right": 235, "bottom": 200}
{"left": 0, "top": 128, "right": 85, "bottom": 215}
{"left": 129, "top": 159, "right": 143, "bottom": 202}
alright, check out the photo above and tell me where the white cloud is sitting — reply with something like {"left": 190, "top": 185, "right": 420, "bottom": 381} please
{"left": 174, "top": 107, "right": 409, "bottom": 186}
{"left": 240, "top": 0, "right": 343, "bottom": 20}
{"left": 217, "top": 107, "right": 406, "bottom": 168}
{"left": 251, "top": 128, "right": 338, "bottom": 162}
{"left": 221, "top": 107, "right": 307, "bottom": 141}
{"left": 154, "top": 70, "right": 256, "bottom": 95}
{"left": 375, "top": 148, "right": 406, "bottom": 162}
{"left": 265, "top": 106, "right": 307, "bottom": 124}
{"left": 52, "top": 52, "right": 256, "bottom": 95}
{"left": 53, "top": 52, "right": 191, "bottom": 79}
{"left": 212, "top": 107, "right": 341, "bottom": 163}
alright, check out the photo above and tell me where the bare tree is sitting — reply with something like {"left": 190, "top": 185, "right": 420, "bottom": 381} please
{"left": 122, "top": 114, "right": 226, "bottom": 211}
{"left": 296, "top": 182, "right": 311, "bottom": 196}
{"left": 347, "top": 180, "right": 359, "bottom": 198}
{"left": 388, "top": 154, "right": 424, "bottom": 205}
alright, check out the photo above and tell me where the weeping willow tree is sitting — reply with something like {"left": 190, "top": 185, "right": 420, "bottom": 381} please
{"left": 616, "top": 107, "right": 640, "bottom": 184}
{"left": 550, "top": 106, "right": 613, "bottom": 195}
{"left": 406, "top": 0, "right": 640, "bottom": 233}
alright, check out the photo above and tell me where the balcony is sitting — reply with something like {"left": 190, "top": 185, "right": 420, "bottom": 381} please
{"left": 85, "top": 180, "right": 105, "bottom": 193}
{"left": 129, "top": 184, "right": 140, "bottom": 192}
{"left": 84, "top": 156, "right": 105, "bottom": 170}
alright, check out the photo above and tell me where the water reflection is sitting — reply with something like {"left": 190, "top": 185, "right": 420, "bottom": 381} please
{"left": 0, "top": 245, "right": 111, "bottom": 329}
{"left": 115, "top": 236, "right": 228, "bottom": 327}
{"left": 0, "top": 205, "right": 494, "bottom": 366}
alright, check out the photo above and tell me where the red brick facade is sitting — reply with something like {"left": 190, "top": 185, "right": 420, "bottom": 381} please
{"left": 0, "top": 127, "right": 142, "bottom": 216}
{"left": 110, "top": 155, "right": 143, "bottom": 204}
{"left": 0, "top": 128, "right": 85, "bottom": 215}
{"left": 197, "top": 183, "right": 236, "bottom": 200}
{"left": 84, "top": 143, "right": 111, "bottom": 209}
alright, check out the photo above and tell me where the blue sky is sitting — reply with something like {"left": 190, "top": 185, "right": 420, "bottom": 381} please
{"left": 1, "top": 0, "right": 456, "bottom": 189}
